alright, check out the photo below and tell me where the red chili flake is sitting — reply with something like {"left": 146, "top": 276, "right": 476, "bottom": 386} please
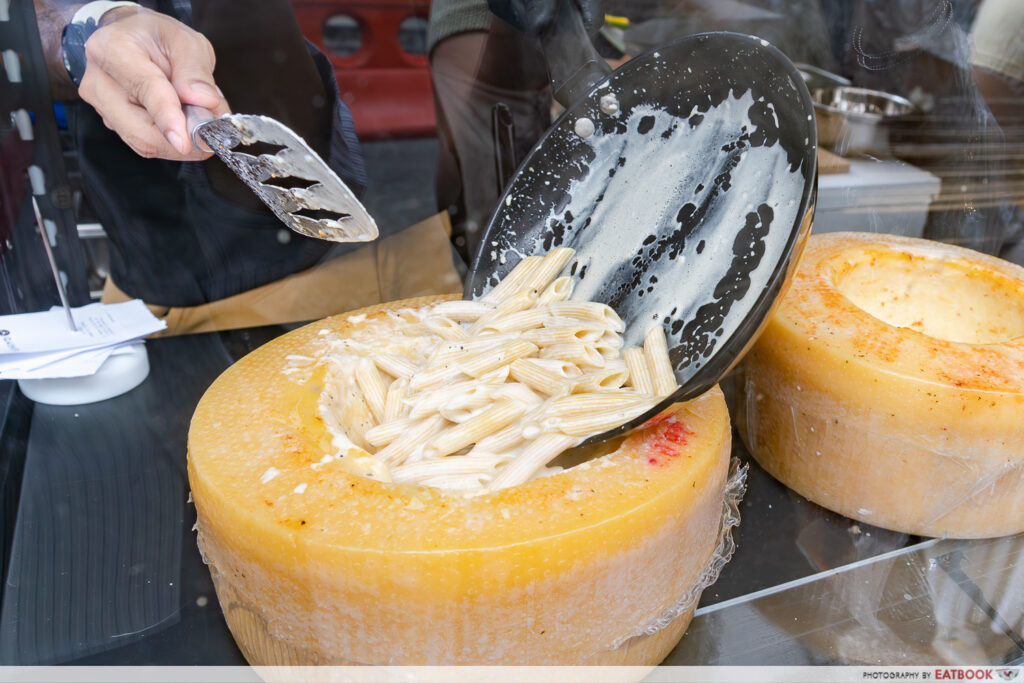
{"left": 653, "top": 443, "right": 675, "bottom": 458}
{"left": 643, "top": 417, "right": 695, "bottom": 465}
{"left": 661, "top": 420, "right": 694, "bottom": 445}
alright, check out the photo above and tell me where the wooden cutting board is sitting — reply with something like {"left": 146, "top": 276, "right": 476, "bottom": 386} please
{"left": 818, "top": 148, "right": 850, "bottom": 174}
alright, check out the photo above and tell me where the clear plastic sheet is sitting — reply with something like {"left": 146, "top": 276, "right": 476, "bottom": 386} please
{"left": 611, "top": 458, "right": 747, "bottom": 649}
{"left": 667, "top": 532, "right": 1024, "bottom": 665}
{"left": 192, "top": 447, "right": 741, "bottom": 667}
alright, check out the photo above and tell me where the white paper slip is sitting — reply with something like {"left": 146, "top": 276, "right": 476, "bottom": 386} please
{"left": 0, "top": 300, "right": 165, "bottom": 356}
{"left": 1, "top": 344, "right": 120, "bottom": 380}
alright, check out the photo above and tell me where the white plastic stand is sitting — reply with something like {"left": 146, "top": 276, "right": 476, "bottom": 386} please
{"left": 17, "top": 342, "right": 150, "bottom": 406}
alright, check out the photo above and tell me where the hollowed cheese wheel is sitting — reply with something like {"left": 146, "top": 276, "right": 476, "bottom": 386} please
{"left": 738, "top": 232, "right": 1024, "bottom": 538}
{"left": 187, "top": 295, "right": 732, "bottom": 665}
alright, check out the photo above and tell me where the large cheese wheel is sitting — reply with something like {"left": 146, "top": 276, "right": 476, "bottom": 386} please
{"left": 738, "top": 232, "right": 1024, "bottom": 538}
{"left": 187, "top": 296, "right": 733, "bottom": 665}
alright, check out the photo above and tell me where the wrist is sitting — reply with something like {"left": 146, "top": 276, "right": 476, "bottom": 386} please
{"left": 97, "top": 4, "right": 139, "bottom": 27}
{"left": 61, "top": 1, "right": 141, "bottom": 87}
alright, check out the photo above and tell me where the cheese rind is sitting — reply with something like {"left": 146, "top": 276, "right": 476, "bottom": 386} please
{"left": 187, "top": 296, "right": 733, "bottom": 664}
{"left": 739, "top": 233, "right": 1024, "bottom": 538}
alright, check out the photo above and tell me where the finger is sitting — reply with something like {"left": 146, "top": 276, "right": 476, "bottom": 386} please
{"left": 156, "top": 26, "right": 231, "bottom": 116}
{"left": 178, "top": 81, "right": 232, "bottom": 117}
{"left": 87, "top": 40, "right": 193, "bottom": 155}
{"left": 81, "top": 68, "right": 212, "bottom": 161}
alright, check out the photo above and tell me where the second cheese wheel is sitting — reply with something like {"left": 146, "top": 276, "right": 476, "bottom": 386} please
{"left": 739, "top": 232, "right": 1024, "bottom": 538}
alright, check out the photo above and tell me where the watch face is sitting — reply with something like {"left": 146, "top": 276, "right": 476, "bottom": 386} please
{"left": 60, "top": 20, "right": 99, "bottom": 86}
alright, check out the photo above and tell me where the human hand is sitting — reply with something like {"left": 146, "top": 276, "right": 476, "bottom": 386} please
{"left": 79, "top": 6, "right": 230, "bottom": 161}
{"left": 486, "top": 0, "right": 602, "bottom": 36}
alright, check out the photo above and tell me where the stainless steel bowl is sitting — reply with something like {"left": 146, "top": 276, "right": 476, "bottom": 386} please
{"left": 812, "top": 86, "right": 915, "bottom": 156}
{"left": 795, "top": 63, "right": 851, "bottom": 90}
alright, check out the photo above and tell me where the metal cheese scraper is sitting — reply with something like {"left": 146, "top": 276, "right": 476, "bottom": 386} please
{"left": 185, "top": 105, "right": 378, "bottom": 243}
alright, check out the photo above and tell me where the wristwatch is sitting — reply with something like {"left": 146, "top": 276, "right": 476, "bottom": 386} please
{"left": 60, "top": 1, "right": 140, "bottom": 86}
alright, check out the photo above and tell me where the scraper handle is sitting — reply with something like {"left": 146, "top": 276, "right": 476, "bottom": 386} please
{"left": 539, "top": 0, "right": 611, "bottom": 108}
{"left": 184, "top": 104, "right": 216, "bottom": 152}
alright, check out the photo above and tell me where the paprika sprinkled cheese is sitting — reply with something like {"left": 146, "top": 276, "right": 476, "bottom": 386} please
{"left": 187, "top": 295, "right": 733, "bottom": 665}
{"left": 738, "top": 233, "right": 1024, "bottom": 538}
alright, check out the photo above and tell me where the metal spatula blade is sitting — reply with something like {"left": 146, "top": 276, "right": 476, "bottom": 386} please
{"left": 185, "top": 105, "right": 378, "bottom": 243}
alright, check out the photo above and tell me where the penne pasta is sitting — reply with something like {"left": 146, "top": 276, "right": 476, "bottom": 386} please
{"left": 384, "top": 378, "right": 408, "bottom": 421}
{"left": 481, "top": 255, "right": 543, "bottom": 303}
{"left": 375, "top": 353, "right": 418, "bottom": 380}
{"left": 430, "top": 300, "right": 494, "bottom": 322}
{"left": 473, "top": 309, "right": 548, "bottom": 334}
{"left": 593, "top": 330, "right": 625, "bottom": 358}
{"left": 479, "top": 253, "right": 544, "bottom": 301}
{"left": 315, "top": 245, "right": 682, "bottom": 494}
{"left": 459, "top": 340, "right": 538, "bottom": 378}
{"left": 340, "top": 389, "right": 377, "bottom": 451}
{"left": 488, "top": 433, "right": 578, "bottom": 490}
{"left": 623, "top": 347, "right": 654, "bottom": 394}
{"left": 539, "top": 342, "right": 606, "bottom": 368}
{"left": 390, "top": 455, "right": 507, "bottom": 483}
{"left": 468, "top": 424, "right": 524, "bottom": 456}
{"left": 427, "top": 333, "right": 519, "bottom": 366}
{"left": 547, "top": 391, "right": 647, "bottom": 418}
{"left": 409, "top": 362, "right": 465, "bottom": 391}
{"left": 423, "top": 315, "right": 470, "bottom": 340}
{"left": 523, "top": 248, "right": 574, "bottom": 293}
{"left": 546, "top": 302, "right": 625, "bottom": 333}
{"left": 365, "top": 416, "right": 413, "bottom": 447}
{"left": 406, "top": 376, "right": 505, "bottom": 420}
{"left": 522, "top": 323, "right": 605, "bottom": 346}
{"left": 374, "top": 415, "right": 446, "bottom": 466}
{"left": 510, "top": 358, "right": 578, "bottom": 396}
{"left": 425, "top": 401, "right": 528, "bottom": 458}
{"left": 537, "top": 276, "right": 573, "bottom": 304}
{"left": 551, "top": 398, "right": 657, "bottom": 437}
{"left": 644, "top": 325, "right": 677, "bottom": 397}
{"left": 469, "top": 290, "right": 539, "bottom": 333}
{"left": 573, "top": 360, "right": 629, "bottom": 393}
{"left": 478, "top": 365, "right": 511, "bottom": 383}
{"left": 355, "top": 358, "right": 388, "bottom": 424}
{"left": 438, "top": 382, "right": 539, "bottom": 423}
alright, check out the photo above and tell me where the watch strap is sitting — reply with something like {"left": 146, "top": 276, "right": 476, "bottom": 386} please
{"left": 60, "top": 1, "right": 140, "bottom": 87}
{"left": 71, "top": 1, "right": 140, "bottom": 26}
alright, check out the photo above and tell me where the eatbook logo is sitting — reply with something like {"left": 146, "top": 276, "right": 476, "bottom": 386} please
{"left": 997, "top": 670, "right": 1020, "bottom": 681}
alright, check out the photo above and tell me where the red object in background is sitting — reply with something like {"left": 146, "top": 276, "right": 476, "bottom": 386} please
{"left": 293, "top": 0, "right": 436, "bottom": 140}
{"left": 0, "top": 131, "right": 33, "bottom": 256}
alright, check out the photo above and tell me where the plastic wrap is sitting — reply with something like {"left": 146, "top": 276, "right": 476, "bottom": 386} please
{"left": 738, "top": 232, "right": 1024, "bottom": 538}
{"left": 611, "top": 458, "right": 747, "bottom": 649}
{"left": 751, "top": 535, "right": 1024, "bottom": 665}
{"left": 187, "top": 297, "right": 740, "bottom": 666}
